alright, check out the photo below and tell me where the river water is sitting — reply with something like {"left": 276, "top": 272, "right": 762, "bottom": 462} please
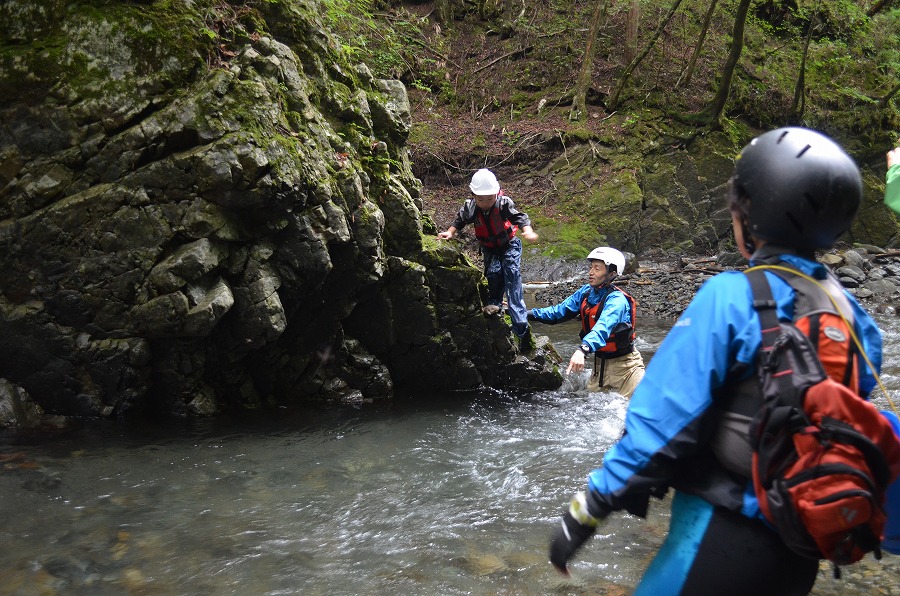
{"left": 2, "top": 313, "right": 900, "bottom": 595}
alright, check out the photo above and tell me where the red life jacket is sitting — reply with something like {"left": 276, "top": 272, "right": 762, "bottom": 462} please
{"left": 579, "top": 285, "right": 637, "bottom": 358}
{"left": 474, "top": 192, "right": 517, "bottom": 249}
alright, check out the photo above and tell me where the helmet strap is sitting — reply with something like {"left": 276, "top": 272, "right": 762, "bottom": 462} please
{"left": 740, "top": 218, "right": 756, "bottom": 255}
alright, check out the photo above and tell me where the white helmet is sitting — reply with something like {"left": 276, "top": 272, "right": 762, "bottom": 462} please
{"left": 469, "top": 168, "right": 500, "bottom": 195}
{"left": 586, "top": 247, "right": 625, "bottom": 274}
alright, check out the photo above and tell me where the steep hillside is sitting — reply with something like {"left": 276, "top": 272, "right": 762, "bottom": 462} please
{"left": 332, "top": 0, "right": 900, "bottom": 257}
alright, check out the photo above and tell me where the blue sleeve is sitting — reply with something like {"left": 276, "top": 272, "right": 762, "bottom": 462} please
{"left": 581, "top": 291, "right": 631, "bottom": 351}
{"left": 881, "top": 410, "right": 900, "bottom": 554}
{"left": 530, "top": 285, "right": 589, "bottom": 323}
{"left": 849, "top": 296, "right": 882, "bottom": 396}
{"left": 586, "top": 272, "right": 759, "bottom": 515}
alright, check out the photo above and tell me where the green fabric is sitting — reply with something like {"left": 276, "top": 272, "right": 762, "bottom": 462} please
{"left": 885, "top": 163, "right": 900, "bottom": 215}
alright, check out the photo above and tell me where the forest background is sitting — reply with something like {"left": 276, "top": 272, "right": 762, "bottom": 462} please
{"left": 1, "top": 0, "right": 899, "bottom": 418}
{"left": 321, "top": 0, "right": 900, "bottom": 260}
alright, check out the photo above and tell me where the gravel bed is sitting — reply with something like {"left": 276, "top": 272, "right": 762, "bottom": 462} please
{"left": 525, "top": 246, "right": 900, "bottom": 321}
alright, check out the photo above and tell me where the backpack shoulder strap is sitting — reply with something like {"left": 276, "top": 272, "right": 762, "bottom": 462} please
{"left": 744, "top": 268, "right": 780, "bottom": 351}
{"left": 744, "top": 268, "right": 810, "bottom": 408}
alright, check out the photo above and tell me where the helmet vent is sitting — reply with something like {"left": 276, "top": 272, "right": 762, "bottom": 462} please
{"left": 796, "top": 144, "right": 812, "bottom": 158}
{"left": 787, "top": 211, "right": 804, "bottom": 233}
{"left": 803, "top": 192, "right": 826, "bottom": 216}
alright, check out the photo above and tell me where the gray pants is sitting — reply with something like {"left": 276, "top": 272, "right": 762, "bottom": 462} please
{"left": 587, "top": 349, "right": 645, "bottom": 398}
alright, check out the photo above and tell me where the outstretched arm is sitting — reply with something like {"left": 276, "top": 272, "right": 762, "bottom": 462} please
{"left": 438, "top": 225, "right": 458, "bottom": 240}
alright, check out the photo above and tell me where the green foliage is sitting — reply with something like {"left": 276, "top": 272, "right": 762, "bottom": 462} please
{"left": 751, "top": 0, "right": 867, "bottom": 42}
{"left": 199, "top": 27, "right": 218, "bottom": 41}
{"left": 719, "top": 117, "right": 750, "bottom": 147}
{"left": 332, "top": 0, "right": 898, "bottom": 177}
{"left": 501, "top": 128, "right": 522, "bottom": 147}
{"left": 321, "top": 0, "right": 448, "bottom": 90}
{"left": 322, "top": 0, "right": 407, "bottom": 75}
{"left": 529, "top": 216, "right": 601, "bottom": 259}
{"left": 724, "top": 0, "right": 898, "bottom": 141}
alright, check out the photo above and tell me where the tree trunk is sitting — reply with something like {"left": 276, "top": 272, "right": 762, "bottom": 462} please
{"left": 789, "top": 13, "right": 815, "bottom": 123}
{"left": 675, "top": 0, "right": 718, "bottom": 90}
{"left": 625, "top": 0, "right": 640, "bottom": 64}
{"left": 867, "top": 0, "right": 895, "bottom": 17}
{"left": 607, "top": 0, "right": 685, "bottom": 111}
{"left": 569, "top": 0, "right": 611, "bottom": 121}
{"left": 878, "top": 80, "right": 900, "bottom": 109}
{"left": 434, "top": 0, "right": 454, "bottom": 25}
{"left": 479, "top": 0, "right": 504, "bottom": 20}
{"left": 698, "top": 0, "right": 751, "bottom": 126}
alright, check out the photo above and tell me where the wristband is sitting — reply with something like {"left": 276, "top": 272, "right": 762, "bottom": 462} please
{"left": 568, "top": 491, "right": 599, "bottom": 527}
{"left": 579, "top": 344, "right": 591, "bottom": 356}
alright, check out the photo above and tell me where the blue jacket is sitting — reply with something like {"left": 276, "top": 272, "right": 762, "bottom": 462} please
{"left": 583, "top": 253, "right": 883, "bottom": 520}
{"left": 530, "top": 284, "right": 632, "bottom": 352}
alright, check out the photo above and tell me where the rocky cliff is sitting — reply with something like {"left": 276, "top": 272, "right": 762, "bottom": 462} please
{"left": 0, "top": 0, "right": 561, "bottom": 425}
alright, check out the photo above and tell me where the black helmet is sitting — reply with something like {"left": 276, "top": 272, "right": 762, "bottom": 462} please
{"left": 732, "top": 127, "right": 862, "bottom": 251}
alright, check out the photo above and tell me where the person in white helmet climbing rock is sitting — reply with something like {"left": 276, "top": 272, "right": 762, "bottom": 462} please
{"left": 529, "top": 246, "right": 645, "bottom": 397}
{"left": 438, "top": 168, "right": 539, "bottom": 346}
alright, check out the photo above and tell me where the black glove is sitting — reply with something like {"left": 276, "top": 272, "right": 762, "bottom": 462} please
{"left": 526, "top": 310, "right": 537, "bottom": 321}
{"left": 548, "top": 492, "right": 601, "bottom": 574}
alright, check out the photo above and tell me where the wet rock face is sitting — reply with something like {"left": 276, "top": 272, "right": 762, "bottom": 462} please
{"left": 0, "top": 1, "right": 561, "bottom": 423}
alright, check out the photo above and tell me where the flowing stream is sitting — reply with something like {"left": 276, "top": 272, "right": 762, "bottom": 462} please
{"left": 2, "top": 313, "right": 900, "bottom": 595}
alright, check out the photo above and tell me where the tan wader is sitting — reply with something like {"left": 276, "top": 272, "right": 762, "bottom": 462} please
{"left": 587, "top": 349, "right": 645, "bottom": 398}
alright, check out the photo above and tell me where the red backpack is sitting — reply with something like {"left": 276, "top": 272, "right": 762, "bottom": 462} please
{"left": 745, "top": 265, "right": 900, "bottom": 569}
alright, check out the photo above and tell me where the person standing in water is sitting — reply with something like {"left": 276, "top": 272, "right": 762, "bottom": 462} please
{"left": 529, "top": 247, "right": 645, "bottom": 398}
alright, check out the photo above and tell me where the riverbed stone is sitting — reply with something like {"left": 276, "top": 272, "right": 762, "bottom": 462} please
{"left": 836, "top": 266, "right": 866, "bottom": 282}
{"left": 867, "top": 267, "right": 886, "bottom": 281}
{"left": 842, "top": 250, "right": 867, "bottom": 270}
{"left": 854, "top": 243, "right": 885, "bottom": 254}
{"left": 0, "top": 378, "right": 44, "bottom": 427}
{"left": 862, "top": 279, "right": 900, "bottom": 296}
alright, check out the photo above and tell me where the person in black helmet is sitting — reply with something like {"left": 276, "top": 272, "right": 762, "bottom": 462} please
{"left": 547, "top": 127, "right": 891, "bottom": 595}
